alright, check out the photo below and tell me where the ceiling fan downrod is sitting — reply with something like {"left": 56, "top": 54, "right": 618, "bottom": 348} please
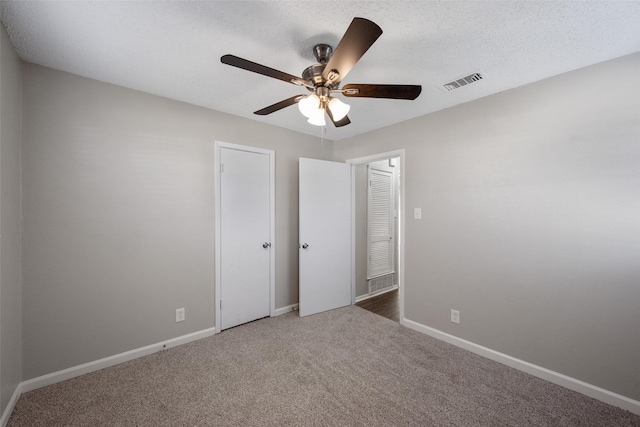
{"left": 313, "top": 44, "right": 333, "bottom": 64}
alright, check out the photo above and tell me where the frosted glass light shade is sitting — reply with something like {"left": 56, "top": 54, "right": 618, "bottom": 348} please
{"left": 298, "top": 94, "right": 320, "bottom": 118}
{"left": 328, "top": 97, "right": 350, "bottom": 121}
{"left": 307, "top": 107, "right": 326, "bottom": 126}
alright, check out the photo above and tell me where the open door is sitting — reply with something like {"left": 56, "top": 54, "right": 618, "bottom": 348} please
{"left": 299, "top": 158, "right": 353, "bottom": 317}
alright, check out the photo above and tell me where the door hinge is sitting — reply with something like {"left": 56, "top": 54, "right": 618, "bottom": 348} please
{"left": 220, "top": 163, "right": 224, "bottom": 173}
{"left": 220, "top": 300, "right": 222, "bottom": 309}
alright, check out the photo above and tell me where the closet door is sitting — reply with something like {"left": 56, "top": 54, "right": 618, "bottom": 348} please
{"left": 218, "top": 145, "right": 272, "bottom": 330}
{"left": 367, "top": 166, "right": 394, "bottom": 278}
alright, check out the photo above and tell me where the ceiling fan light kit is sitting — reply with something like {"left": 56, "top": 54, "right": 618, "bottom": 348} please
{"left": 298, "top": 94, "right": 321, "bottom": 118}
{"left": 298, "top": 87, "right": 350, "bottom": 124}
{"left": 306, "top": 107, "right": 327, "bottom": 127}
{"left": 328, "top": 97, "right": 350, "bottom": 121}
{"left": 221, "top": 17, "right": 422, "bottom": 128}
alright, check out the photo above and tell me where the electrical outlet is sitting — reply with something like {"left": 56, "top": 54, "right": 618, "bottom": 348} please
{"left": 450, "top": 309, "right": 460, "bottom": 324}
{"left": 176, "top": 308, "right": 185, "bottom": 322}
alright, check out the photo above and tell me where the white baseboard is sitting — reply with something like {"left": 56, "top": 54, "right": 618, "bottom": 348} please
{"left": 401, "top": 317, "right": 640, "bottom": 416}
{"left": 274, "top": 303, "right": 298, "bottom": 316}
{"left": 1, "top": 327, "right": 217, "bottom": 426}
{"left": 355, "top": 284, "right": 399, "bottom": 303}
{"left": 5, "top": 319, "right": 638, "bottom": 424}
{"left": 0, "top": 385, "right": 22, "bottom": 427}
{"left": 21, "top": 327, "right": 217, "bottom": 394}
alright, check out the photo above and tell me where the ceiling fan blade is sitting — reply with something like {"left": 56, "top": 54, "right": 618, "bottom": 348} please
{"left": 322, "top": 18, "right": 383, "bottom": 84}
{"left": 326, "top": 108, "right": 351, "bottom": 127}
{"left": 254, "top": 95, "right": 305, "bottom": 115}
{"left": 342, "top": 84, "right": 422, "bottom": 100}
{"left": 221, "top": 54, "right": 305, "bottom": 86}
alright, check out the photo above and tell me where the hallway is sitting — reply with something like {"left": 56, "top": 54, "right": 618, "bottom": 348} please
{"left": 355, "top": 289, "right": 399, "bottom": 322}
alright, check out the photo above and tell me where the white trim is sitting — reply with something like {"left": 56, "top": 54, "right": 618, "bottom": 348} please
{"left": 346, "top": 150, "right": 405, "bottom": 167}
{"left": 350, "top": 164, "right": 356, "bottom": 305}
{"left": 401, "top": 318, "right": 640, "bottom": 416}
{"left": 274, "top": 303, "right": 299, "bottom": 316}
{"left": 5, "top": 322, "right": 636, "bottom": 422}
{"left": 355, "top": 284, "right": 399, "bottom": 303}
{"left": 346, "top": 149, "right": 405, "bottom": 323}
{"left": 214, "top": 141, "right": 276, "bottom": 332}
{"left": 1, "top": 327, "right": 216, "bottom": 427}
{"left": 1, "top": 385, "right": 21, "bottom": 427}
{"left": 268, "top": 150, "right": 276, "bottom": 318}
{"left": 20, "top": 327, "right": 216, "bottom": 394}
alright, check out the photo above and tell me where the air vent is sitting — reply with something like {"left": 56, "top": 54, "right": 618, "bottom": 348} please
{"left": 442, "top": 71, "right": 485, "bottom": 92}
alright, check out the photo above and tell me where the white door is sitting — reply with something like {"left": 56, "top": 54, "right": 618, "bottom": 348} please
{"left": 218, "top": 146, "right": 272, "bottom": 330}
{"left": 299, "top": 158, "right": 353, "bottom": 317}
{"left": 367, "top": 166, "right": 395, "bottom": 278}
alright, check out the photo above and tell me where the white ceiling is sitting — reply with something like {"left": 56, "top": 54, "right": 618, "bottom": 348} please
{"left": 1, "top": 1, "right": 639, "bottom": 141}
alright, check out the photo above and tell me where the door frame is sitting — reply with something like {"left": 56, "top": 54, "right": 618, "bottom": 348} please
{"left": 214, "top": 141, "right": 275, "bottom": 333}
{"left": 346, "top": 149, "right": 405, "bottom": 323}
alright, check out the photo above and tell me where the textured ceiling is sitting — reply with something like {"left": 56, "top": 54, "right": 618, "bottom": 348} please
{"left": 1, "top": 1, "right": 639, "bottom": 141}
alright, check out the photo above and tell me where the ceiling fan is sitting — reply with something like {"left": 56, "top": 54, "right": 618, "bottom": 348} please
{"left": 221, "top": 17, "right": 422, "bottom": 127}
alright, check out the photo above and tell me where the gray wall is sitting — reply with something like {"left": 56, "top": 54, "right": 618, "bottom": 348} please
{"left": 4, "top": 30, "right": 639, "bottom": 406}
{"left": 0, "top": 23, "right": 22, "bottom": 413}
{"left": 335, "top": 53, "right": 640, "bottom": 401}
{"left": 21, "top": 64, "right": 332, "bottom": 379}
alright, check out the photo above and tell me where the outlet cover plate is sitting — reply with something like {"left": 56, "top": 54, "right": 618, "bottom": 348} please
{"left": 451, "top": 309, "right": 460, "bottom": 324}
{"left": 176, "top": 308, "right": 185, "bottom": 322}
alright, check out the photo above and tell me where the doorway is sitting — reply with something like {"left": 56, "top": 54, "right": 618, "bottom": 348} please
{"left": 214, "top": 141, "right": 275, "bottom": 331}
{"left": 347, "top": 150, "right": 405, "bottom": 323}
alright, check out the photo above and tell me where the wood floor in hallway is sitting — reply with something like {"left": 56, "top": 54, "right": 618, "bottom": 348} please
{"left": 355, "top": 288, "right": 399, "bottom": 322}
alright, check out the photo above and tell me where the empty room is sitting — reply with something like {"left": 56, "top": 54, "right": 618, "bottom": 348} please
{"left": 1, "top": 1, "right": 639, "bottom": 425}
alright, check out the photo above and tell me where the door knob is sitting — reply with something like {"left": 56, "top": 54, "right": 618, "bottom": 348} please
{"left": 301, "top": 243, "right": 309, "bottom": 249}
{"left": 262, "top": 242, "right": 271, "bottom": 249}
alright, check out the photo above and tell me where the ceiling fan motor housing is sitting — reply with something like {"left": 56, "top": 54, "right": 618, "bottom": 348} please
{"left": 302, "top": 64, "right": 326, "bottom": 87}
{"left": 301, "top": 44, "right": 342, "bottom": 90}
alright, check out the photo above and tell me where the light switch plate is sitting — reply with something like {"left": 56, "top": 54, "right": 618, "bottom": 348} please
{"left": 413, "top": 208, "right": 422, "bottom": 220}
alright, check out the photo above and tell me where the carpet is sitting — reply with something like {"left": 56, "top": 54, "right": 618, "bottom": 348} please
{"left": 8, "top": 306, "right": 640, "bottom": 426}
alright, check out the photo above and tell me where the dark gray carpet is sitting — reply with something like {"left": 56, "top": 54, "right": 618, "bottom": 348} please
{"left": 9, "top": 306, "right": 640, "bottom": 426}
